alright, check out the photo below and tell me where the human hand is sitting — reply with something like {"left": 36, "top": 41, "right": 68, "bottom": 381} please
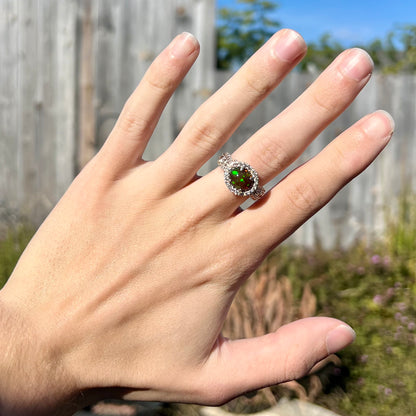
{"left": 0, "top": 30, "right": 393, "bottom": 415}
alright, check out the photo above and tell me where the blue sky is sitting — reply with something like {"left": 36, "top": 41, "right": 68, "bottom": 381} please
{"left": 216, "top": 0, "right": 416, "bottom": 46}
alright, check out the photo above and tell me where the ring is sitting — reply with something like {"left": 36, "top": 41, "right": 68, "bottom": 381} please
{"left": 218, "top": 153, "right": 266, "bottom": 200}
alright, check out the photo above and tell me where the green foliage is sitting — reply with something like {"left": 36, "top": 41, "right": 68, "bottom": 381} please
{"left": 216, "top": 0, "right": 416, "bottom": 74}
{"left": 311, "top": 246, "right": 416, "bottom": 416}
{"left": 378, "top": 26, "right": 416, "bottom": 74}
{"left": 298, "top": 33, "right": 344, "bottom": 72}
{"left": 0, "top": 225, "right": 34, "bottom": 289}
{"left": 216, "top": 0, "right": 280, "bottom": 70}
{"left": 298, "top": 25, "right": 416, "bottom": 74}
{"left": 262, "top": 193, "right": 416, "bottom": 416}
{"left": 385, "top": 192, "right": 416, "bottom": 259}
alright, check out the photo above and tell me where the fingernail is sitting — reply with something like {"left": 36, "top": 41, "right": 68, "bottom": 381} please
{"left": 326, "top": 324, "right": 356, "bottom": 354}
{"left": 272, "top": 29, "right": 306, "bottom": 62}
{"left": 363, "top": 110, "right": 395, "bottom": 141}
{"left": 170, "top": 32, "right": 199, "bottom": 58}
{"left": 340, "top": 48, "right": 374, "bottom": 81}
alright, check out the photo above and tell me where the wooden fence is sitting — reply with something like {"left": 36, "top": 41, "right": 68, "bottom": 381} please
{"left": 0, "top": 0, "right": 216, "bottom": 224}
{"left": 216, "top": 72, "right": 416, "bottom": 248}
{"left": 1, "top": 0, "right": 415, "bottom": 248}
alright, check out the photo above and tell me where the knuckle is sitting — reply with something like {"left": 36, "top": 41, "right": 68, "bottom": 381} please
{"left": 117, "top": 107, "right": 150, "bottom": 138}
{"left": 330, "top": 139, "right": 348, "bottom": 168}
{"left": 189, "top": 119, "right": 223, "bottom": 153}
{"left": 330, "top": 124, "right": 368, "bottom": 176}
{"left": 331, "top": 140, "right": 352, "bottom": 175}
{"left": 276, "top": 326, "right": 314, "bottom": 382}
{"left": 144, "top": 53, "right": 181, "bottom": 93}
{"left": 285, "top": 174, "right": 321, "bottom": 214}
{"left": 252, "top": 135, "right": 292, "bottom": 175}
{"left": 282, "top": 351, "right": 311, "bottom": 381}
{"left": 309, "top": 88, "right": 335, "bottom": 115}
{"left": 242, "top": 70, "right": 273, "bottom": 97}
{"left": 146, "top": 70, "right": 176, "bottom": 92}
{"left": 335, "top": 125, "right": 368, "bottom": 173}
{"left": 309, "top": 69, "right": 355, "bottom": 117}
{"left": 355, "top": 122, "right": 369, "bottom": 143}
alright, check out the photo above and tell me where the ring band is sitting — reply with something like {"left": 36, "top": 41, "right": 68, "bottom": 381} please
{"left": 218, "top": 153, "right": 266, "bottom": 200}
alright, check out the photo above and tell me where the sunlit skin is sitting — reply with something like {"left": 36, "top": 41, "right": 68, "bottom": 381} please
{"left": 0, "top": 30, "right": 393, "bottom": 415}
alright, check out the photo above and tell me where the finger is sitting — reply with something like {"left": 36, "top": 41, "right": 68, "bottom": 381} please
{"left": 195, "top": 48, "right": 375, "bottom": 217}
{"left": 98, "top": 32, "right": 200, "bottom": 177}
{"left": 235, "top": 111, "right": 394, "bottom": 255}
{"left": 234, "top": 48, "right": 374, "bottom": 185}
{"left": 156, "top": 29, "right": 307, "bottom": 193}
{"left": 201, "top": 317, "right": 355, "bottom": 405}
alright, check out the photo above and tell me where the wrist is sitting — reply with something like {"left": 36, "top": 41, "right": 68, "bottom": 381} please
{"left": 0, "top": 292, "right": 82, "bottom": 416}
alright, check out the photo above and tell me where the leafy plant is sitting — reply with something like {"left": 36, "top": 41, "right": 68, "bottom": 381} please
{"left": 0, "top": 225, "right": 34, "bottom": 289}
{"left": 298, "top": 33, "right": 344, "bottom": 72}
{"left": 216, "top": 0, "right": 280, "bottom": 70}
{"left": 298, "top": 25, "right": 416, "bottom": 74}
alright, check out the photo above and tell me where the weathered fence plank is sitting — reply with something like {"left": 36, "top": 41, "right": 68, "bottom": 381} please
{"left": 1, "top": 0, "right": 415, "bottom": 248}
{"left": 0, "top": 0, "right": 19, "bottom": 217}
{"left": 0, "top": 0, "right": 216, "bottom": 225}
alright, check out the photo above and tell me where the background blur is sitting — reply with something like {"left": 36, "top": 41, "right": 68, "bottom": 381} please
{"left": 1, "top": 1, "right": 416, "bottom": 416}
{"left": 1, "top": 0, "right": 416, "bottom": 248}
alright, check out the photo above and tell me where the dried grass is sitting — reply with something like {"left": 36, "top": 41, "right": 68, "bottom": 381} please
{"left": 222, "top": 263, "right": 339, "bottom": 411}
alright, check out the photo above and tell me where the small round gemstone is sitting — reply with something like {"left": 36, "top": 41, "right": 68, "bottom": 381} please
{"left": 228, "top": 166, "right": 255, "bottom": 192}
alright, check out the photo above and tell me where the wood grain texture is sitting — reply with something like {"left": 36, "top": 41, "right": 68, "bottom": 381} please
{"left": 0, "top": 0, "right": 414, "bottom": 248}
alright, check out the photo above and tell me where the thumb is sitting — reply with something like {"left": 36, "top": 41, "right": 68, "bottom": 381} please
{"left": 203, "top": 317, "right": 355, "bottom": 404}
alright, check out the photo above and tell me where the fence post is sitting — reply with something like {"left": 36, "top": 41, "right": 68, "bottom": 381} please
{"left": 78, "top": 0, "right": 97, "bottom": 170}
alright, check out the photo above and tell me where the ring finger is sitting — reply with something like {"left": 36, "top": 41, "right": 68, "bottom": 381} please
{"left": 197, "top": 47, "right": 375, "bottom": 216}
{"left": 231, "top": 110, "right": 394, "bottom": 260}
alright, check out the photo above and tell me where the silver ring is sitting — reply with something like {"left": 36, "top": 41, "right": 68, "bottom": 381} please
{"left": 218, "top": 153, "right": 266, "bottom": 200}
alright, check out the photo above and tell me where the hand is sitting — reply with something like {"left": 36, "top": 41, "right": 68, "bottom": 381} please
{"left": 0, "top": 30, "right": 393, "bottom": 415}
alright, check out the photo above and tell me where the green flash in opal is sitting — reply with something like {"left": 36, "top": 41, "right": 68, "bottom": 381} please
{"left": 228, "top": 167, "right": 255, "bottom": 192}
